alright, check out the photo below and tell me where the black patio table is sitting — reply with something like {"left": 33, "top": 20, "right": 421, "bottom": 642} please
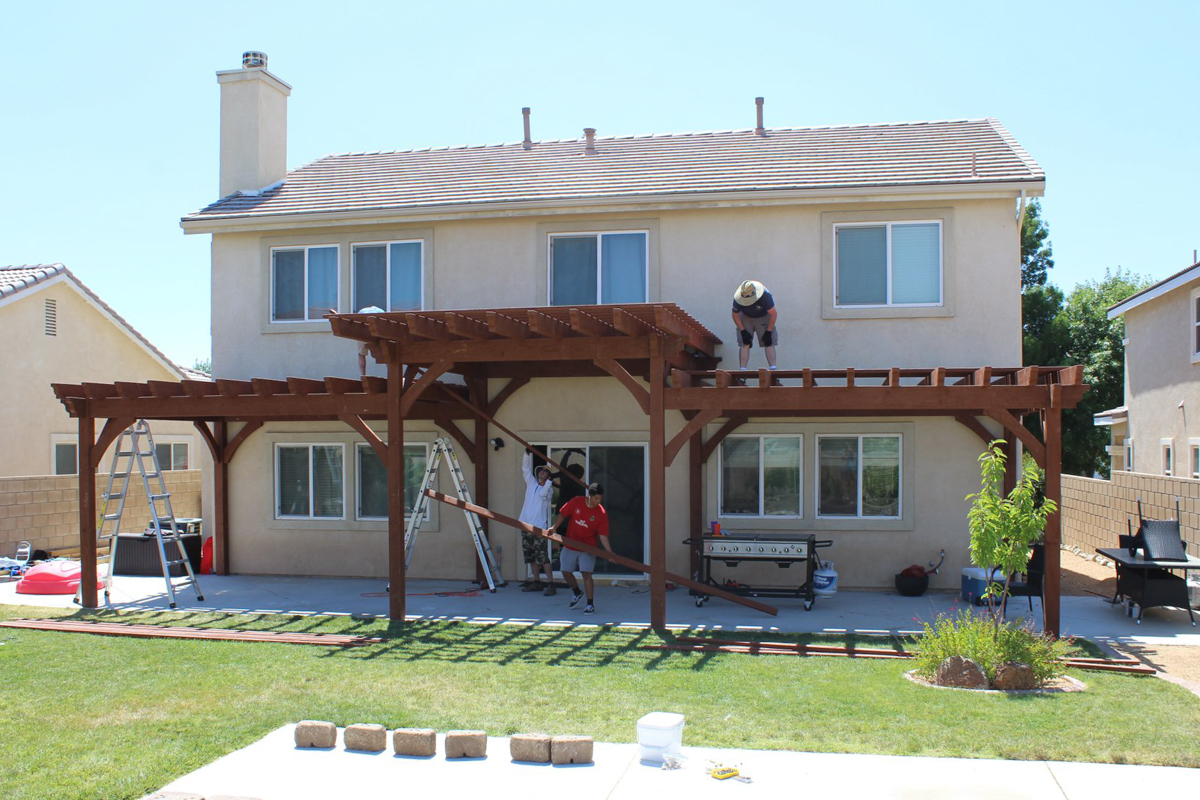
{"left": 1096, "top": 547, "right": 1200, "bottom": 626}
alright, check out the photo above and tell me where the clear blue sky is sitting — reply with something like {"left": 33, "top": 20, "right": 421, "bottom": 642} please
{"left": 3, "top": 1, "right": 1197, "bottom": 369}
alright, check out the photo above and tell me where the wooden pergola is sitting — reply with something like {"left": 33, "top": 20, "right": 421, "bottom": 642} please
{"left": 54, "top": 302, "right": 1087, "bottom": 636}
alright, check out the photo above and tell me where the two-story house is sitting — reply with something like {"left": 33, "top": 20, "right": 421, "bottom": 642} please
{"left": 1102, "top": 258, "right": 1200, "bottom": 477}
{"left": 168, "top": 52, "right": 1072, "bottom": 598}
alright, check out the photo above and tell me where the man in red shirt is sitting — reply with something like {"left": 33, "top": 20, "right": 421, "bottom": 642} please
{"left": 550, "top": 482, "right": 613, "bottom": 615}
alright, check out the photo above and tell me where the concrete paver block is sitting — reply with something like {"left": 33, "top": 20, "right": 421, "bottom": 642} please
{"left": 510, "top": 733, "right": 552, "bottom": 762}
{"left": 393, "top": 727, "right": 437, "bottom": 757}
{"left": 344, "top": 723, "right": 387, "bottom": 752}
{"left": 139, "top": 793, "right": 205, "bottom": 800}
{"left": 445, "top": 729, "right": 488, "bottom": 758}
{"left": 294, "top": 720, "right": 337, "bottom": 748}
{"left": 551, "top": 735, "right": 594, "bottom": 765}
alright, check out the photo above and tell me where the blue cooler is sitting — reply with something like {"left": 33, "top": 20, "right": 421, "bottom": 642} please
{"left": 961, "top": 567, "right": 1004, "bottom": 605}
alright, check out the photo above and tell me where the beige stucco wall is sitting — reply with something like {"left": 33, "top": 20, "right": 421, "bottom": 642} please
{"left": 219, "top": 375, "right": 999, "bottom": 589}
{"left": 205, "top": 192, "right": 1024, "bottom": 588}
{"left": 0, "top": 470, "right": 202, "bottom": 560}
{"left": 210, "top": 198, "right": 1022, "bottom": 379}
{"left": 1122, "top": 284, "right": 1200, "bottom": 475}
{"left": 0, "top": 279, "right": 202, "bottom": 478}
{"left": 1062, "top": 472, "right": 1200, "bottom": 556}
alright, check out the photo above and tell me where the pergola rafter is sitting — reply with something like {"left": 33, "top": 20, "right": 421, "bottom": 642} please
{"left": 52, "top": 302, "right": 1087, "bottom": 636}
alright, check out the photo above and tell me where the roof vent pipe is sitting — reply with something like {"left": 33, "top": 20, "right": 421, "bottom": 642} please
{"left": 522, "top": 107, "right": 533, "bottom": 150}
{"left": 583, "top": 127, "right": 597, "bottom": 155}
{"left": 755, "top": 97, "right": 765, "bottom": 136}
{"left": 242, "top": 51, "right": 267, "bottom": 69}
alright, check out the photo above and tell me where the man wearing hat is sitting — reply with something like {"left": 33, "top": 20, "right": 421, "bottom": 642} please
{"left": 732, "top": 280, "right": 778, "bottom": 369}
{"left": 518, "top": 450, "right": 557, "bottom": 593}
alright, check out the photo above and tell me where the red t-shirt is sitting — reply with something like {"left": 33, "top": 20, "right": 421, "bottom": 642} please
{"left": 558, "top": 496, "right": 609, "bottom": 550}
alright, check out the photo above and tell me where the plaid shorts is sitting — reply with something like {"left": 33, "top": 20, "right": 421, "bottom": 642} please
{"left": 522, "top": 531, "right": 554, "bottom": 565}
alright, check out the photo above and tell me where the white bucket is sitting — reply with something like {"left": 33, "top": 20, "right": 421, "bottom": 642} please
{"left": 813, "top": 561, "right": 837, "bottom": 596}
{"left": 637, "top": 711, "right": 685, "bottom": 762}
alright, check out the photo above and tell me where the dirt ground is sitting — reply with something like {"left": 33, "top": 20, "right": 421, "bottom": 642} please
{"left": 1059, "top": 548, "right": 1200, "bottom": 687}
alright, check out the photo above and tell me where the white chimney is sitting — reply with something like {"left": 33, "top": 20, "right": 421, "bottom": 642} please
{"left": 216, "top": 52, "right": 291, "bottom": 198}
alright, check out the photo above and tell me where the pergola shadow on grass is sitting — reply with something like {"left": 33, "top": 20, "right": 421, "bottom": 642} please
{"left": 53, "top": 302, "right": 1088, "bottom": 635}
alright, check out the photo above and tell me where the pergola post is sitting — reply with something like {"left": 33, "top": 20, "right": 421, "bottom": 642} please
{"left": 213, "top": 420, "right": 231, "bottom": 575}
{"left": 471, "top": 378, "right": 490, "bottom": 585}
{"left": 688, "top": 428, "right": 703, "bottom": 588}
{"left": 1043, "top": 388, "right": 1064, "bottom": 638}
{"left": 77, "top": 412, "right": 97, "bottom": 608}
{"left": 649, "top": 338, "right": 667, "bottom": 630}
{"left": 387, "top": 362, "right": 407, "bottom": 622}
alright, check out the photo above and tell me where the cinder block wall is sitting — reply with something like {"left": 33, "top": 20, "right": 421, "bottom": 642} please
{"left": 1062, "top": 472, "right": 1200, "bottom": 555}
{"left": 0, "top": 471, "right": 203, "bottom": 558}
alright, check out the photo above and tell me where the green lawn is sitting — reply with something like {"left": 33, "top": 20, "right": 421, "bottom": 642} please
{"left": 1, "top": 604, "right": 1198, "bottom": 800}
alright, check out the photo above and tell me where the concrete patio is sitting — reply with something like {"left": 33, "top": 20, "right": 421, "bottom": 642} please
{"left": 3, "top": 571, "right": 1198, "bottom": 653}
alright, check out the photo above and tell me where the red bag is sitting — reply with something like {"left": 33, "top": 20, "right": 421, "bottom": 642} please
{"left": 900, "top": 564, "right": 926, "bottom": 578}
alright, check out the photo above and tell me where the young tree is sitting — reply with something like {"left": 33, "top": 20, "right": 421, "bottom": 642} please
{"left": 966, "top": 441, "right": 1056, "bottom": 631}
{"left": 192, "top": 357, "right": 212, "bottom": 375}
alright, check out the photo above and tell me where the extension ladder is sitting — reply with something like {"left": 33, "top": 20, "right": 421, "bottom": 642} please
{"left": 81, "top": 420, "right": 204, "bottom": 608}
{"left": 405, "top": 437, "right": 506, "bottom": 591}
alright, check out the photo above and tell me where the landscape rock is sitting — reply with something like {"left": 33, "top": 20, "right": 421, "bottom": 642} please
{"left": 393, "top": 727, "right": 437, "bottom": 757}
{"left": 344, "top": 723, "right": 387, "bottom": 752}
{"left": 934, "top": 656, "right": 988, "bottom": 689}
{"left": 993, "top": 661, "right": 1038, "bottom": 691}
{"left": 510, "top": 733, "right": 552, "bottom": 762}
{"left": 445, "top": 729, "right": 487, "bottom": 758}
{"left": 294, "top": 720, "right": 337, "bottom": 748}
{"left": 551, "top": 735, "right": 594, "bottom": 765}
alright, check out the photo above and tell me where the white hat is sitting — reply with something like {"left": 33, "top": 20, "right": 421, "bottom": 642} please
{"left": 734, "top": 280, "right": 766, "bottom": 306}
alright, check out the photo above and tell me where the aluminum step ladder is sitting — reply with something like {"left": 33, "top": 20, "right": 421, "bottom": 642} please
{"left": 404, "top": 437, "right": 506, "bottom": 591}
{"left": 79, "top": 420, "right": 204, "bottom": 608}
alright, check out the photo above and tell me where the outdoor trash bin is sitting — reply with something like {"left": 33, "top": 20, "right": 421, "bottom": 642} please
{"left": 114, "top": 532, "right": 202, "bottom": 576}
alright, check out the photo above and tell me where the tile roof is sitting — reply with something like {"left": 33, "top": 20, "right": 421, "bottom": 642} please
{"left": 1108, "top": 259, "right": 1200, "bottom": 318}
{"left": 1, "top": 263, "right": 186, "bottom": 378}
{"left": 183, "top": 118, "right": 1043, "bottom": 224}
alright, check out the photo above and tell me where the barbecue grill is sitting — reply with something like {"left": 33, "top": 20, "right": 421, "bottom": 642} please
{"left": 686, "top": 533, "right": 832, "bottom": 610}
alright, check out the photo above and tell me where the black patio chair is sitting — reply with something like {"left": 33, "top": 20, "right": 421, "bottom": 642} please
{"left": 1002, "top": 543, "right": 1044, "bottom": 618}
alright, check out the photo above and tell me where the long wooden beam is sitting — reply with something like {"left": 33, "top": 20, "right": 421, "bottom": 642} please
{"left": 425, "top": 490, "right": 778, "bottom": 616}
{"left": 667, "top": 385, "right": 1086, "bottom": 413}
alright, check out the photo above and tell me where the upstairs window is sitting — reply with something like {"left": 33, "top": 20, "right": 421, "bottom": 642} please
{"left": 835, "top": 221, "right": 942, "bottom": 307}
{"left": 353, "top": 241, "right": 423, "bottom": 313}
{"left": 1191, "top": 443, "right": 1200, "bottom": 480}
{"left": 1124, "top": 438, "right": 1134, "bottom": 472}
{"left": 1162, "top": 440, "right": 1174, "bottom": 476}
{"left": 549, "top": 231, "right": 647, "bottom": 305}
{"left": 719, "top": 436, "right": 802, "bottom": 518}
{"left": 1193, "top": 294, "right": 1200, "bottom": 356}
{"left": 272, "top": 245, "right": 338, "bottom": 322}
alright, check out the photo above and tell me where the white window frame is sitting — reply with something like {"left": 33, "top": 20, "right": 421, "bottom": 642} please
{"left": 356, "top": 442, "right": 429, "bottom": 521}
{"left": 270, "top": 244, "right": 340, "bottom": 323}
{"left": 274, "top": 443, "right": 346, "bottom": 520}
{"left": 815, "top": 434, "right": 903, "bottom": 520}
{"left": 832, "top": 220, "right": 944, "bottom": 308}
{"left": 1191, "top": 288, "right": 1200, "bottom": 361}
{"left": 547, "top": 230, "right": 649, "bottom": 306}
{"left": 1125, "top": 438, "right": 1135, "bottom": 472}
{"left": 1162, "top": 438, "right": 1175, "bottom": 476}
{"left": 50, "top": 435, "right": 78, "bottom": 476}
{"left": 1189, "top": 439, "right": 1200, "bottom": 480}
{"left": 717, "top": 435, "right": 803, "bottom": 519}
{"left": 351, "top": 239, "right": 425, "bottom": 313}
{"left": 153, "top": 438, "right": 192, "bottom": 471}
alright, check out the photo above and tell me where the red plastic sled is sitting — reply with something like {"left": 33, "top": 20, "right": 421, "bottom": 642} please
{"left": 15, "top": 561, "right": 103, "bottom": 595}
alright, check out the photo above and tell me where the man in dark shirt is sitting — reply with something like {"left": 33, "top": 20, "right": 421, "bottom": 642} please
{"left": 731, "top": 280, "right": 778, "bottom": 369}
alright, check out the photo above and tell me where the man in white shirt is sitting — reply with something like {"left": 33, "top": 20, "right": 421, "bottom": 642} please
{"left": 518, "top": 450, "right": 556, "bottom": 594}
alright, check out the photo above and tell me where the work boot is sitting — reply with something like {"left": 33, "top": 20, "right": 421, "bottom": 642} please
{"left": 543, "top": 584, "right": 557, "bottom": 596}
{"left": 521, "top": 582, "right": 543, "bottom": 592}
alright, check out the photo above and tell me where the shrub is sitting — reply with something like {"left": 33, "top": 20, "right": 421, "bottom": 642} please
{"left": 915, "top": 609, "right": 1070, "bottom": 686}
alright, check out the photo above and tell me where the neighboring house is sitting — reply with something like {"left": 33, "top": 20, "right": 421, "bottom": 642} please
{"left": 0, "top": 264, "right": 201, "bottom": 478}
{"left": 1102, "top": 258, "right": 1200, "bottom": 478}
{"left": 175, "top": 54, "right": 1050, "bottom": 590}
